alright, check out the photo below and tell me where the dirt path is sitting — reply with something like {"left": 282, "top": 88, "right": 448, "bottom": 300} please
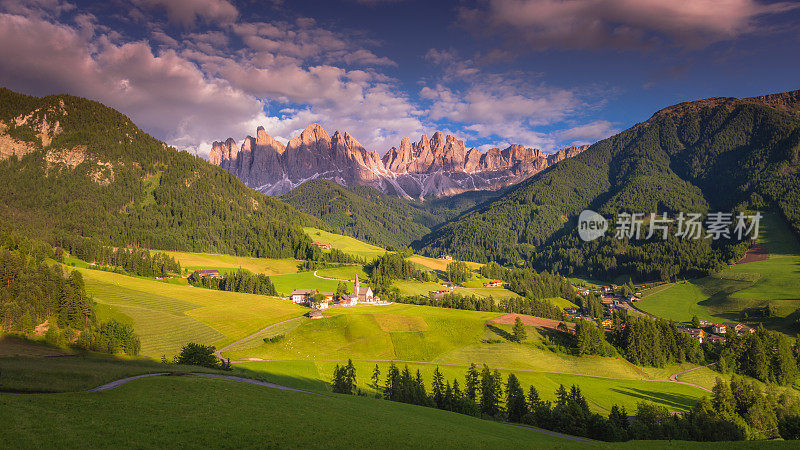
{"left": 312, "top": 270, "right": 350, "bottom": 282}
{"left": 667, "top": 362, "right": 717, "bottom": 392}
{"left": 214, "top": 316, "right": 304, "bottom": 359}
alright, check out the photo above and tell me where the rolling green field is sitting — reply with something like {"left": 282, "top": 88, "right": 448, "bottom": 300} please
{"left": 239, "top": 359, "right": 703, "bottom": 413}
{"left": 74, "top": 266, "right": 307, "bottom": 357}
{"left": 304, "top": 227, "right": 387, "bottom": 260}
{"left": 314, "top": 265, "right": 368, "bottom": 281}
{"left": 0, "top": 375, "right": 581, "bottom": 448}
{"left": 408, "top": 255, "right": 483, "bottom": 272}
{"left": 269, "top": 270, "right": 354, "bottom": 296}
{"left": 638, "top": 213, "right": 800, "bottom": 326}
{"left": 160, "top": 251, "right": 300, "bottom": 275}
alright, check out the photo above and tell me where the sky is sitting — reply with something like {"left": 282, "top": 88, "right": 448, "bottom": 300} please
{"left": 0, "top": 0, "right": 798, "bottom": 158}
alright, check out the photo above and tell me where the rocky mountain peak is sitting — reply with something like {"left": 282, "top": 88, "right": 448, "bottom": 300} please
{"left": 211, "top": 124, "right": 588, "bottom": 198}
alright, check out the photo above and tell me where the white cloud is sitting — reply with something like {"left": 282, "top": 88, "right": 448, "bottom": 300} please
{"left": 0, "top": 11, "right": 262, "bottom": 155}
{"left": 460, "top": 0, "right": 800, "bottom": 50}
{"left": 132, "top": 0, "right": 238, "bottom": 27}
{"left": 556, "top": 120, "right": 619, "bottom": 145}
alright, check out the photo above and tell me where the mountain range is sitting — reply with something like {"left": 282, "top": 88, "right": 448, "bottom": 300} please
{"left": 209, "top": 124, "right": 588, "bottom": 198}
{"left": 416, "top": 90, "right": 800, "bottom": 281}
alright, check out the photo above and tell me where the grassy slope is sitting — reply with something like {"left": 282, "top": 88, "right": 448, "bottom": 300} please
{"left": 304, "top": 227, "right": 387, "bottom": 260}
{"left": 75, "top": 266, "right": 307, "bottom": 357}
{"left": 239, "top": 359, "right": 703, "bottom": 413}
{"left": 161, "top": 251, "right": 299, "bottom": 276}
{"left": 0, "top": 376, "right": 577, "bottom": 449}
{"left": 637, "top": 213, "right": 800, "bottom": 326}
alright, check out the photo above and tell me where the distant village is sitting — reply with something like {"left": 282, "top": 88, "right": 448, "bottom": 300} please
{"left": 567, "top": 284, "right": 753, "bottom": 344}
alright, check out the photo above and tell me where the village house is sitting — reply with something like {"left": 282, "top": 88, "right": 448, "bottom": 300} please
{"left": 723, "top": 322, "right": 754, "bottom": 335}
{"left": 600, "top": 318, "right": 613, "bottom": 329}
{"left": 576, "top": 287, "right": 591, "bottom": 296}
{"left": 197, "top": 269, "right": 222, "bottom": 279}
{"left": 311, "top": 242, "right": 332, "bottom": 250}
{"left": 711, "top": 323, "right": 727, "bottom": 334}
{"left": 440, "top": 281, "right": 457, "bottom": 289}
{"left": 697, "top": 318, "right": 710, "bottom": 327}
{"left": 483, "top": 280, "right": 503, "bottom": 288}
{"left": 431, "top": 289, "right": 451, "bottom": 300}
{"left": 437, "top": 254, "right": 453, "bottom": 260}
{"left": 564, "top": 307, "right": 579, "bottom": 315}
{"left": 676, "top": 327, "right": 705, "bottom": 343}
{"left": 291, "top": 288, "right": 318, "bottom": 304}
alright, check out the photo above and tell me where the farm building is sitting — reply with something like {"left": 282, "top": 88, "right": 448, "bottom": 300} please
{"left": 307, "top": 309, "right": 323, "bottom": 319}
{"left": 483, "top": 280, "right": 503, "bottom": 287}
{"left": 311, "top": 242, "right": 332, "bottom": 250}
{"left": 437, "top": 255, "right": 453, "bottom": 260}
{"left": 291, "top": 289, "right": 318, "bottom": 304}
{"left": 197, "top": 269, "right": 222, "bottom": 279}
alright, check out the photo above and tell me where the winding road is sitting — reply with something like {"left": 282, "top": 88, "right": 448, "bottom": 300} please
{"left": 88, "top": 372, "right": 323, "bottom": 395}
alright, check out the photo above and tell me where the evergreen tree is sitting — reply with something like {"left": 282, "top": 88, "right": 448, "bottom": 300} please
{"left": 432, "top": 366, "right": 445, "bottom": 408}
{"left": 512, "top": 316, "right": 527, "bottom": 342}
{"left": 505, "top": 374, "right": 528, "bottom": 423}
{"left": 465, "top": 363, "right": 479, "bottom": 401}
{"left": 371, "top": 364, "right": 381, "bottom": 388}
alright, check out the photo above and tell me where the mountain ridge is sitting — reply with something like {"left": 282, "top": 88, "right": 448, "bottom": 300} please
{"left": 209, "top": 124, "right": 588, "bottom": 198}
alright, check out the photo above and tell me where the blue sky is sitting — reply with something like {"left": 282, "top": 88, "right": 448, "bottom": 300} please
{"left": 1, "top": 0, "right": 798, "bottom": 157}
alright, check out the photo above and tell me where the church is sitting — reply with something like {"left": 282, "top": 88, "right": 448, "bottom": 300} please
{"left": 338, "top": 274, "right": 379, "bottom": 306}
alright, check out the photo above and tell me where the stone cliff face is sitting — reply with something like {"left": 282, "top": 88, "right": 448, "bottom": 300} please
{"left": 210, "top": 123, "right": 588, "bottom": 197}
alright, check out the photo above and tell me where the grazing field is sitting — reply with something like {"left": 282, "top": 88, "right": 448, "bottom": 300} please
{"left": 408, "top": 255, "right": 482, "bottom": 272}
{"left": 314, "top": 265, "right": 368, "bottom": 281}
{"left": 393, "top": 280, "right": 448, "bottom": 296}
{"left": 0, "top": 375, "right": 584, "bottom": 448}
{"left": 303, "top": 227, "right": 387, "bottom": 260}
{"left": 457, "top": 286, "right": 520, "bottom": 300}
{"left": 239, "top": 359, "right": 704, "bottom": 413}
{"left": 269, "top": 271, "right": 354, "bottom": 296}
{"left": 637, "top": 213, "right": 800, "bottom": 327}
{"left": 160, "top": 251, "right": 299, "bottom": 275}
{"left": 223, "top": 304, "right": 500, "bottom": 362}
{"left": 0, "top": 338, "right": 229, "bottom": 392}
{"left": 74, "top": 266, "right": 307, "bottom": 357}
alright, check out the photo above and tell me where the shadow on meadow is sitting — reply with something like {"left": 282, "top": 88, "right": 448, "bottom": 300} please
{"left": 609, "top": 387, "right": 698, "bottom": 411}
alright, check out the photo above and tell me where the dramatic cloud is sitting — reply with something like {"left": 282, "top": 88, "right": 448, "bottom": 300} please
{"left": 556, "top": 120, "right": 619, "bottom": 145}
{"left": 420, "top": 49, "right": 591, "bottom": 150}
{"left": 133, "top": 0, "right": 238, "bottom": 27}
{"left": 461, "top": 0, "right": 800, "bottom": 50}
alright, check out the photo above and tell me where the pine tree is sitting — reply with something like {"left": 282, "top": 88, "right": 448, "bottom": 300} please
{"left": 512, "top": 316, "right": 527, "bottom": 342}
{"left": 465, "top": 363, "right": 479, "bottom": 401}
{"left": 371, "top": 364, "right": 381, "bottom": 388}
{"left": 432, "top": 366, "right": 445, "bottom": 408}
{"left": 712, "top": 378, "right": 735, "bottom": 417}
{"left": 505, "top": 374, "right": 528, "bottom": 423}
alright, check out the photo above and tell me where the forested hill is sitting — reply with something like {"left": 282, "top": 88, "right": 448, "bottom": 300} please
{"left": 0, "top": 87, "right": 324, "bottom": 259}
{"left": 281, "top": 179, "right": 504, "bottom": 249}
{"left": 416, "top": 90, "right": 800, "bottom": 281}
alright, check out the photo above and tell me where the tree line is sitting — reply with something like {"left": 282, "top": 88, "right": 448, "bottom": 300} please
{"left": 331, "top": 361, "right": 800, "bottom": 442}
{"left": 0, "top": 245, "right": 140, "bottom": 355}
{"left": 188, "top": 269, "right": 277, "bottom": 296}
{"left": 58, "top": 235, "right": 181, "bottom": 277}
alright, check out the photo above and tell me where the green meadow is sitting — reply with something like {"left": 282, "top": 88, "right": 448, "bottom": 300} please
{"left": 160, "top": 250, "right": 300, "bottom": 275}
{"left": 74, "top": 266, "right": 307, "bottom": 357}
{"left": 238, "top": 359, "right": 703, "bottom": 413}
{"left": 637, "top": 213, "right": 800, "bottom": 327}
{"left": 0, "top": 375, "right": 581, "bottom": 449}
{"left": 304, "top": 227, "right": 387, "bottom": 260}
{"left": 269, "top": 270, "right": 354, "bottom": 296}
